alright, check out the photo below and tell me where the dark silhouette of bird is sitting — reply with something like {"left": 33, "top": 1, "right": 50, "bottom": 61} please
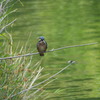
{"left": 37, "top": 36, "right": 47, "bottom": 56}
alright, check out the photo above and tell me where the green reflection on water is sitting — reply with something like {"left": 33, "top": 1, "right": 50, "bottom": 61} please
{"left": 8, "top": 0, "right": 100, "bottom": 100}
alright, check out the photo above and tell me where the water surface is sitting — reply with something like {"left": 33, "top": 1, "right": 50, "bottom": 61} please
{"left": 9, "top": 0, "right": 100, "bottom": 100}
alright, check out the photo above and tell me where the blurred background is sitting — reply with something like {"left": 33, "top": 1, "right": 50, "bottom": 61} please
{"left": 5, "top": 0, "right": 100, "bottom": 100}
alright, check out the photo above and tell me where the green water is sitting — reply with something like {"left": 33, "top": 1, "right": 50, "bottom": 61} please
{"left": 9, "top": 0, "right": 100, "bottom": 100}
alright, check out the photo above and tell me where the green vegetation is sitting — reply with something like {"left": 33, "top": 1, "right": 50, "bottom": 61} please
{"left": 0, "top": 1, "right": 46, "bottom": 100}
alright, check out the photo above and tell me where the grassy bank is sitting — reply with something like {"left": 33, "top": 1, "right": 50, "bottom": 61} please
{"left": 0, "top": 1, "right": 44, "bottom": 100}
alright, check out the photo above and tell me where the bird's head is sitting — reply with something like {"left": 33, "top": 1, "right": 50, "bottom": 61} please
{"left": 39, "top": 36, "right": 45, "bottom": 40}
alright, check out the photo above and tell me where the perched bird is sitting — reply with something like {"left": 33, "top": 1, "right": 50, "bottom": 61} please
{"left": 37, "top": 36, "right": 47, "bottom": 56}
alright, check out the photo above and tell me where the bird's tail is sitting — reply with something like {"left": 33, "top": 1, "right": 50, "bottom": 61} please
{"left": 40, "top": 53, "right": 44, "bottom": 56}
